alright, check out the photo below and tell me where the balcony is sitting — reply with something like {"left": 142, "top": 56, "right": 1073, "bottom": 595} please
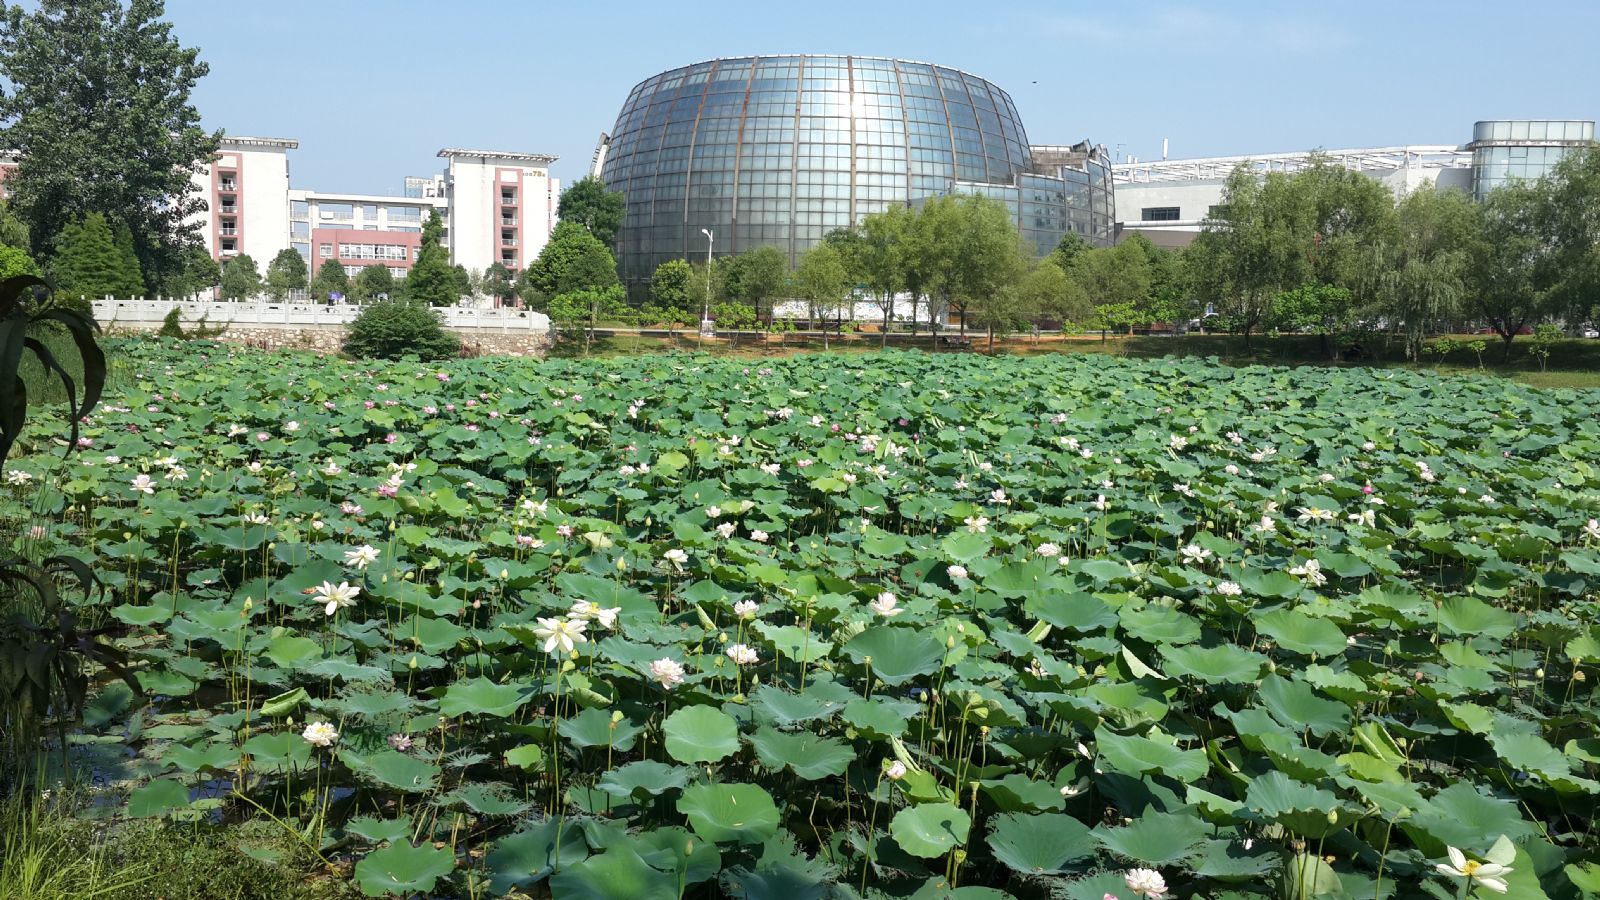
{"left": 501, "top": 239, "right": 517, "bottom": 247}
{"left": 500, "top": 217, "right": 517, "bottom": 225}
{"left": 220, "top": 228, "right": 237, "bottom": 237}
{"left": 218, "top": 179, "right": 237, "bottom": 192}
{"left": 499, "top": 195, "right": 518, "bottom": 206}
{"left": 219, "top": 206, "right": 237, "bottom": 215}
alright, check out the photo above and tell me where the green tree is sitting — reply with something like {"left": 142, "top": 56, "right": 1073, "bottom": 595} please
{"left": 263, "top": 248, "right": 308, "bottom": 300}
{"left": 350, "top": 264, "right": 395, "bottom": 304}
{"left": 555, "top": 176, "right": 625, "bottom": 247}
{"left": 794, "top": 242, "right": 850, "bottom": 349}
{"left": 1186, "top": 167, "right": 1306, "bottom": 349}
{"left": 646, "top": 258, "right": 694, "bottom": 332}
{"left": 112, "top": 221, "right": 145, "bottom": 296}
{"left": 343, "top": 300, "right": 458, "bottom": 360}
{"left": 1069, "top": 240, "right": 1153, "bottom": 338}
{"left": 0, "top": 0, "right": 220, "bottom": 289}
{"left": 0, "top": 200, "right": 29, "bottom": 249}
{"left": 1049, "top": 232, "right": 1091, "bottom": 272}
{"left": 903, "top": 194, "right": 1022, "bottom": 337}
{"left": 0, "top": 244, "right": 40, "bottom": 282}
{"left": 404, "top": 211, "right": 456, "bottom": 306}
{"left": 523, "top": 221, "right": 619, "bottom": 298}
{"left": 155, "top": 246, "right": 219, "bottom": 299}
{"left": 1018, "top": 258, "right": 1089, "bottom": 330}
{"left": 1536, "top": 147, "right": 1600, "bottom": 326}
{"left": 1367, "top": 187, "right": 1480, "bottom": 360}
{"left": 482, "top": 262, "right": 517, "bottom": 306}
{"left": 550, "top": 285, "right": 629, "bottom": 355}
{"left": 309, "top": 258, "right": 350, "bottom": 301}
{"left": 722, "top": 244, "right": 788, "bottom": 322}
{"left": 856, "top": 206, "right": 911, "bottom": 345}
{"left": 48, "top": 212, "right": 136, "bottom": 312}
{"left": 218, "top": 253, "right": 261, "bottom": 300}
{"left": 1467, "top": 181, "right": 1556, "bottom": 360}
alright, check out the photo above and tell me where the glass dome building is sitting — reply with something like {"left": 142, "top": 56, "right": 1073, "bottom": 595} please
{"left": 597, "top": 55, "right": 1111, "bottom": 298}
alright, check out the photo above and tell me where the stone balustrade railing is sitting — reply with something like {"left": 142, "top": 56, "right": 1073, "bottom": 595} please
{"left": 91, "top": 299, "right": 552, "bottom": 334}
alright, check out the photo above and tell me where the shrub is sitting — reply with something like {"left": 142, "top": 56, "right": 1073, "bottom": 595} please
{"left": 342, "top": 300, "right": 458, "bottom": 360}
{"left": 157, "top": 307, "right": 184, "bottom": 338}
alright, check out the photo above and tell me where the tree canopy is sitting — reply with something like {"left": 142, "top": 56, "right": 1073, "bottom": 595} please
{"left": 556, "top": 176, "right": 624, "bottom": 247}
{"left": 404, "top": 211, "right": 456, "bottom": 306}
{"left": 49, "top": 212, "right": 144, "bottom": 310}
{"left": 264, "top": 248, "right": 308, "bottom": 300}
{"left": 523, "top": 221, "right": 619, "bottom": 299}
{"left": 309, "top": 258, "right": 350, "bottom": 301}
{"left": 218, "top": 253, "right": 262, "bottom": 300}
{"left": 0, "top": 0, "right": 219, "bottom": 290}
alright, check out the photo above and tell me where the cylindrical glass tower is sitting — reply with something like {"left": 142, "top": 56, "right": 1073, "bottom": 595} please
{"left": 599, "top": 55, "right": 1035, "bottom": 297}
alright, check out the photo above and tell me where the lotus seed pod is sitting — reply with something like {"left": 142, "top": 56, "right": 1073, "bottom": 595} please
{"left": 611, "top": 710, "right": 625, "bottom": 724}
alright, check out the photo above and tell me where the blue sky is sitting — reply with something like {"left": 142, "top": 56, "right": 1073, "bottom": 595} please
{"left": 166, "top": 0, "right": 1598, "bottom": 195}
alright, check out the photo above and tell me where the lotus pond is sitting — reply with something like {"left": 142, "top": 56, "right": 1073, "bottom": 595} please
{"left": 5, "top": 340, "right": 1600, "bottom": 899}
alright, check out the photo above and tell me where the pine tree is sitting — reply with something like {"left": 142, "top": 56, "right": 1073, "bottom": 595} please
{"left": 309, "top": 259, "right": 350, "bottom": 301}
{"left": 403, "top": 211, "right": 455, "bottom": 306}
{"left": 49, "top": 212, "right": 131, "bottom": 312}
{"left": 112, "top": 220, "right": 146, "bottom": 296}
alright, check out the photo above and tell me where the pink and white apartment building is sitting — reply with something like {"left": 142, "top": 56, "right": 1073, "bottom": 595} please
{"left": 188, "top": 137, "right": 558, "bottom": 295}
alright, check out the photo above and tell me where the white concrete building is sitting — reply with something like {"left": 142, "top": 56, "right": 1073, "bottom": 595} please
{"left": 437, "top": 149, "right": 559, "bottom": 274}
{"left": 189, "top": 136, "right": 298, "bottom": 266}
{"left": 186, "top": 137, "right": 560, "bottom": 302}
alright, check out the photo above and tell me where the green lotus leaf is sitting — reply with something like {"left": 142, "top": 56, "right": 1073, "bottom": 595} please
{"left": 1094, "top": 727, "right": 1208, "bottom": 782}
{"left": 128, "top": 777, "right": 190, "bottom": 818}
{"left": 1160, "top": 643, "right": 1267, "bottom": 683}
{"left": 663, "top": 705, "right": 741, "bottom": 764}
{"left": 1093, "top": 809, "right": 1208, "bottom": 864}
{"left": 353, "top": 842, "right": 456, "bottom": 897}
{"left": 841, "top": 626, "right": 945, "bottom": 685}
{"left": 559, "top": 706, "right": 646, "bottom": 751}
{"left": 338, "top": 748, "right": 440, "bottom": 793}
{"left": 841, "top": 697, "right": 912, "bottom": 738}
{"left": 1256, "top": 675, "right": 1351, "bottom": 737}
{"left": 437, "top": 675, "right": 535, "bottom": 718}
{"left": 1245, "top": 770, "right": 1343, "bottom": 838}
{"left": 344, "top": 816, "right": 411, "bottom": 845}
{"left": 485, "top": 819, "right": 588, "bottom": 894}
{"left": 677, "top": 783, "right": 781, "bottom": 845}
{"left": 749, "top": 684, "right": 845, "bottom": 728}
{"left": 748, "top": 727, "right": 853, "bottom": 780}
{"left": 598, "top": 760, "right": 693, "bottom": 799}
{"left": 1437, "top": 596, "right": 1517, "bottom": 640}
{"left": 1252, "top": 609, "right": 1348, "bottom": 657}
{"left": 632, "top": 826, "right": 722, "bottom": 885}
{"left": 890, "top": 803, "right": 971, "bottom": 859}
{"left": 986, "top": 812, "right": 1095, "bottom": 875}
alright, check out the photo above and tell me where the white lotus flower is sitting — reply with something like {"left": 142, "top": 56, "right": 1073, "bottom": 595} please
{"left": 568, "top": 600, "right": 620, "bottom": 630}
{"left": 716, "top": 522, "right": 737, "bottom": 539}
{"left": 313, "top": 581, "right": 360, "bottom": 616}
{"left": 1036, "top": 542, "right": 1061, "bottom": 558}
{"left": 885, "top": 761, "right": 907, "bottom": 780}
{"left": 725, "top": 643, "right": 759, "bottom": 666}
{"left": 947, "top": 564, "right": 969, "bottom": 580}
{"left": 650, "top": 658, "right": 685, "bottom": 690}
{"left": 870, "top": 592, "right": 902, "bottom": 617}
{"left": 533, "top": 616, "right": 587, "bottom": 655}
{"left": 1124, "top": 867, "right": 1167, "bottom": 898}
{"left": 1215, "top": 581, "right": 1243, "bottom": 597}
{"left": 662, "top": 548, "right": 689, "bottom": 569}
{"left": 1584, "top": 519, "right": 1600, "bottom": 541}
{"left": 733, "top": 600, "right": 759, "bottom": 619}
{"left": 1168, "top": 434, "right": 1188, "bottom": 451}
{"left": 302, "top": 721, "right": 339, "bottom": 748}
{"left": 344, "top": 544, "right": 380, "bottom": 570}
{"left": 749, "top": 530, "right": 769, "bottom": 543}
{"left": 5, "top": 469, "right": 32, "bottom": 485}
{"left": 1348, "top": 509, "right": 1377, "bottom": 528}
{"left": 964, "top": 515, "right": 989, "bottom": 533}
{"left": 130, "top": 473, "right": 156, "bottom": 495}
{"left": 1436, "top": 846, "right": 1511, "bottom": 894}
{"left": 1179, "top": 543, "right": 1211, "bottom": 564}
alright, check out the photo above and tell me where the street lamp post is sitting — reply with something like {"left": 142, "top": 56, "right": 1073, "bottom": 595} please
{"left": 699, "top": 228, "right": 714, "bottom": 340}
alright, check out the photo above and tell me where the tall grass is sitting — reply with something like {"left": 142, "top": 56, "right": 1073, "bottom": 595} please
{"left": 0, "top": 792, "right": 153, "bottom": 900}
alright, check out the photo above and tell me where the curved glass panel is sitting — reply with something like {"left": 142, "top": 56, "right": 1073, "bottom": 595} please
{"left": 600, "top": 55, "right": 1035, "bottom": 297}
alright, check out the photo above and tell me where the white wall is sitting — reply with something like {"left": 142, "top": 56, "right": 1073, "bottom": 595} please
{"left": 240, "top": 147, "right": 291, "bottom": 266}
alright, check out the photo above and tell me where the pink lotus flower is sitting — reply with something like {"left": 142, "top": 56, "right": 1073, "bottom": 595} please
{"left": 384, "top": 433, "right": 397, "bottom": 444}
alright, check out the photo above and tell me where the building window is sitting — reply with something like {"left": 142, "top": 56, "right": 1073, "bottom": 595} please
{"left": 344, "top": 265, "right": 364, "bottom": 277}
{"left": 319, "top": 243, "right": 333, "bottom": 259}
{"left": 291, "top": 200, "right": 309, "bottom": 219}
{"left": 389, "top": 267, "right": 408, "bottom": 278}
{"left": 338, "top": 243, "right": 410, "bottom": 261}
{"left": 1141, "top": 207, "right": 1180, "bottom": 221}
{"left": 1207, "top": 204, "right": 1228, "bottom": 220}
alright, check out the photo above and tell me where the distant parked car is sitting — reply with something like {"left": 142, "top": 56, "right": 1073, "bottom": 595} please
{"left": 1583, "top": 328, "right": 1600, "bottom": 339}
